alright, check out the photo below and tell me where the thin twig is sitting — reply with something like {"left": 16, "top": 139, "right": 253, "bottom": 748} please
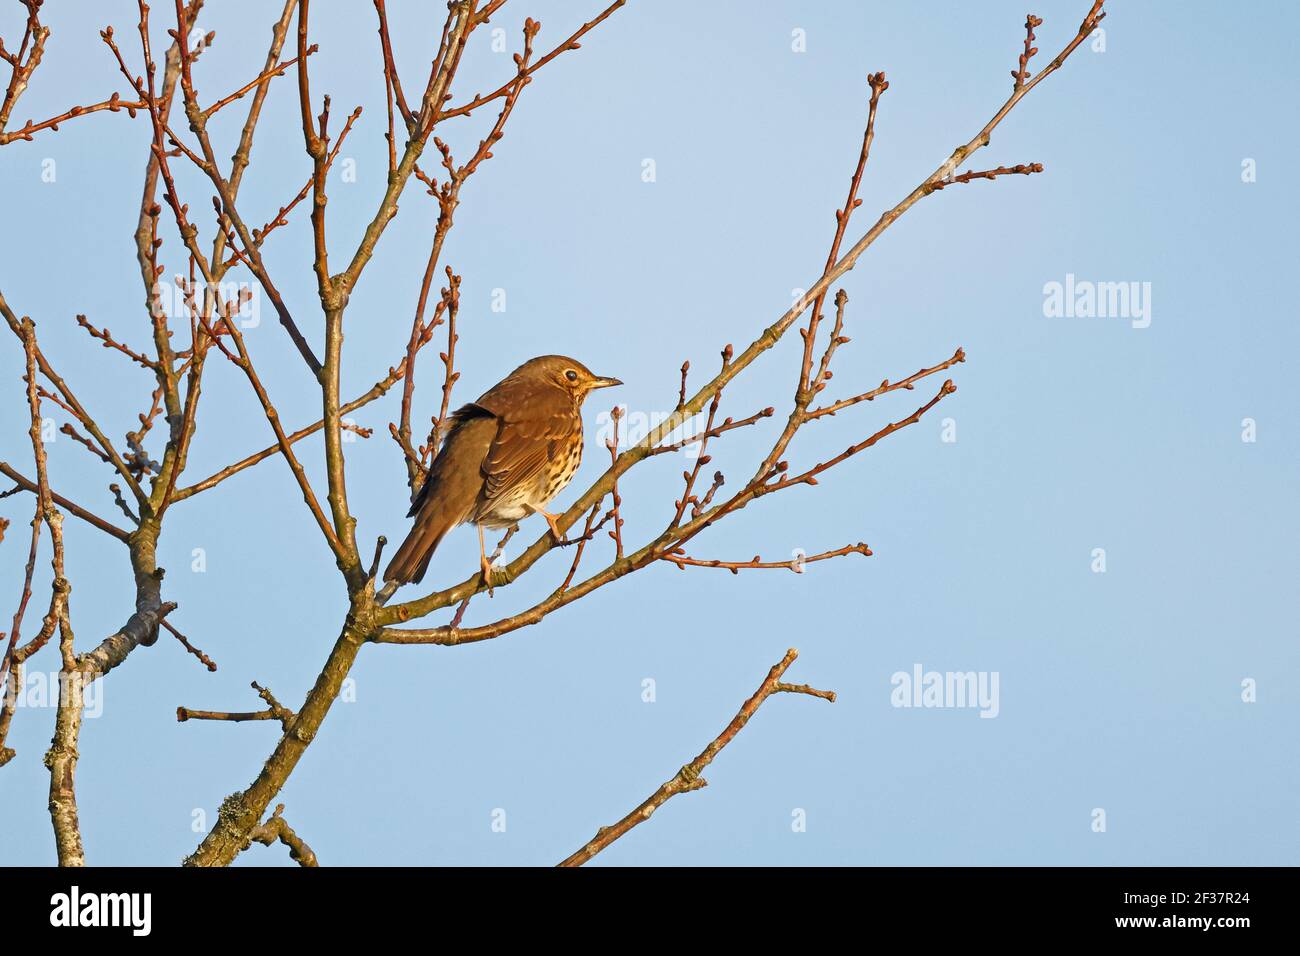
{"left": 662, "top": 542, "right": 871, "bottom": 574}
{"left": 558, "top": 649, "right": 834, "bottom": 866}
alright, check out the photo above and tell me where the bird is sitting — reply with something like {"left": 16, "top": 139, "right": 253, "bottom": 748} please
{"left": 383, "top": 355, "right": 622, "bottom": 588}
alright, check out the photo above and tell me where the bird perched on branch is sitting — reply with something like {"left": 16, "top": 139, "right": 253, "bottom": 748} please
{"left": 384, "top": 355, "right": 622, "bottom": 588}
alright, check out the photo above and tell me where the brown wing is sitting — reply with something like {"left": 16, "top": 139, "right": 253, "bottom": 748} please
{"left": 472, "top": 374, "right": 576, "bottom": 510}
{"left": 383, "top": 407, "right": 495, "bottom": 585}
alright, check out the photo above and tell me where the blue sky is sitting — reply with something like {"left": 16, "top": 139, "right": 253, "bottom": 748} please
{"left": 2, "top": 0, "right": 1297, "bottom": 866}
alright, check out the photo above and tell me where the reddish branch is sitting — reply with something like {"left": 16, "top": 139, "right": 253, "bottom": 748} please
{"left": 232, "top": 104, "right": 361, "bottom": 267}
{"left": 807, "top": 347, "right": 965, "bottom": 420}
{"left": 0, "top": 463, "right": 129, "bottom": 542}
{"left": 173, "top": 353, "right": 415, "bottom": 500}
{"left": 1, "top": 319, "right": 68, "bottom": 758}
{"left": 798, "top": 70, "right": 888, "bottom": 400}
{"left": 393, "top": 272, "right": 450, "bottom": 481}
{"left": 374, "top": 0, "right": 415, "bottom": 132}
{"left": 74, "top": 314, "right": 158, "bottom": 370}
{"left": 430, "top": 273, "right": 463, "bottom": 462}
{"left": 1, "top": 293, "right": 148, "bottom": 509}
{"left": 0, "top": 1, "right": 146, "bottom": 146}
{"left": 928, "top": 163, "right": 1044, "bottom": 192}
{"left": 663, "top": 542, "right": 871, "bottom": 574}
{"left": 0, "top": 93, "right": 145, "bottom": 145}
{"left": 161, "top": 619, "right": 217, "bottom": 672}
{"left": 605, "top": 406, "right": 624, "bottom": 558}
{"left": 672, "top": 347, "right": 732, "bottom": 526}
{"left": 59, "top": 424, "right": 110, "bottom": 465}
{"left": 767, "top": 380, "right": 959, "bottom": 498}
{"left": 396, "top": 12, "right": 545, "bottom": 487}
{"left": 1014, "top": 14, "right": 1045, "bottom": 89}
{"left": 557, "top": 504, "right": 614, "bottom": 592}
{"left": 648, "top": 406, "right": 775, "bottom": 457}
{"left": 203, "top": 47, "right": 315, "bottom": 117}
{"left": 558, "top": 649, "right": 834, "bottom": 866}
{"left": 440, "top": 0, "right": 626, "bottom": 121}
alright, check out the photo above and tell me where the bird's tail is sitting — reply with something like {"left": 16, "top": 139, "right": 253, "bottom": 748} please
{"left": 383, "top": 503, "right": 457, "bottom": 585}
{"left": 383, "top": 407, "right": 493, "bottom": 587}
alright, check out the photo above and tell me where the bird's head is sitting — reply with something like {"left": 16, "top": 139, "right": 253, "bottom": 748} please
{"left": 522, "top": 355, "right": 622, "bottom": 403}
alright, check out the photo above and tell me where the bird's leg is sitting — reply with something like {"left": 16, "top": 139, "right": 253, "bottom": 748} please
{"left": 529, "top": 506, "right": 565, "bottom": 541}
{"left": 478, "top": 524, "right": 495, "bottom": 597}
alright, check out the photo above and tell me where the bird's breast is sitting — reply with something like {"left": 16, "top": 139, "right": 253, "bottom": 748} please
{"left": 543, "top": 431, "right": 582, "bottom": 501}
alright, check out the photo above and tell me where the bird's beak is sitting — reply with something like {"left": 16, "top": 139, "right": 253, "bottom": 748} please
{"left": 590, "top": 376, "right": 622, "bottom": 389}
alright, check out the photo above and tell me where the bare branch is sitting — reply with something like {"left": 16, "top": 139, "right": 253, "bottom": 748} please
{"left": 0, "top": 292, "right": 149, "bottom": 509}
{"left": 1013, "top": 14, "right": 1045, "bottom": 89}
{"left": 926, "top": 162, "right": 1044, "bottom": 192}
{"left": 807, "top": 347, "right": 965, "bottom": 420}
{"left": 558, "top": 649, "right": 834, "bottom": 866}
{"left": 0, "top": 463, "right": 131, "bottom": 543}
{"left": 440, "top": 0, "right": 627, "bottom": 120}
{"left": 161, "top": 619, "right": 218, "bottom": 672}
{"left": 245, "top": 804, "right": 318, "bottom": 866}
{"left": 662, "top": 542, "right": 871, "bottom": 574}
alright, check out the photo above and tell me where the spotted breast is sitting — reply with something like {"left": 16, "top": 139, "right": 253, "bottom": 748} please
{"left": 475, "top": 403, "right": 584, "bottom": 529}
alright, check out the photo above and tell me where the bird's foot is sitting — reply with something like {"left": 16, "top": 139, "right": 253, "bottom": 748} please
{"left": 480, "top": 553, "right": 495, "bottom": 597}
{"left": 541, "top": 510, "right": 564, "bottom": 541}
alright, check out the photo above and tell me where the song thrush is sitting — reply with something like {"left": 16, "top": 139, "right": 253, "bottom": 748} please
{"left": 383, "top": 355, "right": 622, "bottom": 587}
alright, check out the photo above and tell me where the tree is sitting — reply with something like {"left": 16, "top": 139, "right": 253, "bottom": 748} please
{"left": 0, "top": 0, "right": 1106, "bottom": 866}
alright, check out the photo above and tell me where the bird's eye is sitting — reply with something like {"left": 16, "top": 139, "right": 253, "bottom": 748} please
{"left": 565, "top": 369, "right": 578, "bottom": 382}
